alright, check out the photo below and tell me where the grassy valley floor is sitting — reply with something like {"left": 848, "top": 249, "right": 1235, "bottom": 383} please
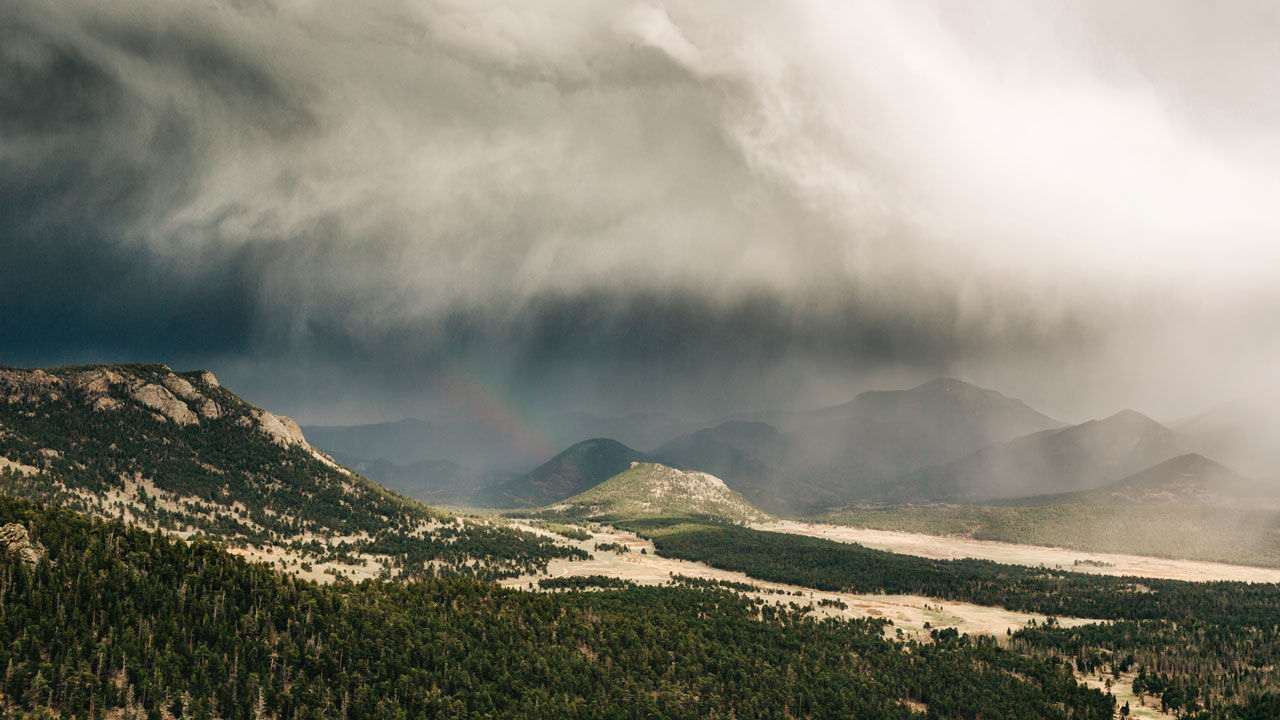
{"left": 502, "top": 520, "right": 1091, "bottom": 641}
{"left": 822, "top": 503, "right": 1280, "bottom": 569}
{"left": 756, "top": 519, "right": 1280, "bottom": 583}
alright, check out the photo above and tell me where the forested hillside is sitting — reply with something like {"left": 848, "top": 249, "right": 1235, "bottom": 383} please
{"left": 0, "top": 364, "right": 577, "bottom": 579}
{"left": 622, "top": 517, "right": 1280, "bottom": 716}
{"left": 0, "top": 496, "right": 1115, "bottom": 720}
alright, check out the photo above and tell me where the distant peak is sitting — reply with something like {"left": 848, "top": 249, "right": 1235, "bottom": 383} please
{"left": 567, "top": 437, "right": 635, "bottom": 452}
{"left": 1101, "top": 408, "right": 1163, "bottom": 427}
{"left": 1152, "top": 453, "right": 1231, "bottom": 473}
{"left": 908, "top": 377, "right": 1006, "bottom": 399}
{"left": 913, "top": 377, "right": 978, "bottom": 392}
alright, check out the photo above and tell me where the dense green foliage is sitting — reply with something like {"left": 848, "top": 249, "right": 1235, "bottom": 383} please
{"left": 623, "top": 517, "right": 1280, "bottom": 717}
{"left": 1014, "top": 621, "right": 1280, "bottom": 717}
{"left": 537, "top": 575, "right": 636, "bottom": 590}
{"left": 0, "top": 497, "right": 1116, "bottom": 719}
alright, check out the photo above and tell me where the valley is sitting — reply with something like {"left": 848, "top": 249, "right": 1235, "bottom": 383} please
{"left": 8, "top": 5, "right": 1280, "bottom": 715}
{"left": 4, "top": 365, "right": 1280, "bottom": 718}
{"left": 500, "top": 521, "right": 1091, "bottom": 641}
{"left": 754, "top": 520, "right": 1280, "bottom": 583}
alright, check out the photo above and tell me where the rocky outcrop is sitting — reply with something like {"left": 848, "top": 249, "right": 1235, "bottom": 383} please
{"left": 0, "top": 524, "right": 45, "bottom": 568}
{"left": 130, "top": 384, "right": 199, "bottom": 426}
{"left": 161, "top": 375, "right": 200, "bottom": 402}
{"left": 0, "top": 369, "right": 59, "bottom": 404}
{"left": 68, "top": 368, "right": 126, "bottom": 396}
{"left": 241, "top": 409, "right": 308, "bottom": 447}
{"left": 92, "top": 396, "right": 123, "bottom": 412}
{"left": 162, "top": 375, "right": 220, "bottom": 418}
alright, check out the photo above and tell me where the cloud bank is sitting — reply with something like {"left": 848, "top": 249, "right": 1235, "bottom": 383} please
{"left": 2, "top": 0, "right": 1278, "bottom": 422}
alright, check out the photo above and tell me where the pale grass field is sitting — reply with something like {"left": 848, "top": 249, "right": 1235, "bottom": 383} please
{"left": 756, "top": 520, "right": 1280, "bottom": 583}
{"left": 1079, "top": 672, "right": 1172, "bottom": 719}
{"left": 502, "top": 523, "right": 1095, "bottom": 641}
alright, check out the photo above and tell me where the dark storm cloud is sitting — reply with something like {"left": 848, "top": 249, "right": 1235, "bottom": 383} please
{"left": 2, "top": 0, "right": 1279, "bottom": 422}
{"left": 0, "top": 10, "right": 280, "bottom": 364}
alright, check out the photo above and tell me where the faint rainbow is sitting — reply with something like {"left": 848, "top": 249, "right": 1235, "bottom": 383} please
{"left": 433, "top": 368, "right": 556, "bottom": 463}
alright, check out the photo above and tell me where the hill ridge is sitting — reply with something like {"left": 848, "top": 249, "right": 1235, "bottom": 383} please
{"left": 546, "top": 461, "right": 769, "bottom": 523}
{"left": 0, "top": 364, "right": 578, "bottom": 580}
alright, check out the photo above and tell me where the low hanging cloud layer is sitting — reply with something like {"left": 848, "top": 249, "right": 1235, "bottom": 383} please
{"left": 2, "top": 0, "right": 1279, "bottom": 423}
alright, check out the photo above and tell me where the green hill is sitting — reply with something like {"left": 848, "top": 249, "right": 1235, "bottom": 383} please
{"left": 546, "top": 462, "right": 770, "bottom": 523}
{"left": 0, "top": 364, "right": 577, "bottom": 579}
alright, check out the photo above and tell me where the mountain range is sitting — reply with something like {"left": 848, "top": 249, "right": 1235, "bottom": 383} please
{"left": 502, "top": 378, "right": 1070, "bottom": 514}
{"left": 880, "top": 408, "right": 1188, "bottom": 503}
{"left": 296, "top": 375, "right": 1280, "bottom": 523}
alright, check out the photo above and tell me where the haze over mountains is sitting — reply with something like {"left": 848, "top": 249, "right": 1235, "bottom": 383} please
{"left": 1175, "top": 397, "right": 1280, "bottom": 480}
{"left": 303, "top": 376, "right": 1279, "bottom": 516}
{"left": 885, "top": 408, "right": 1189, "bottom": 503}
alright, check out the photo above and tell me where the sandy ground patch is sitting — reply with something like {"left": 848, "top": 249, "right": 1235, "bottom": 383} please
{"left": 1079, "top": 672, "right": 1171, "bottom": 719}
{"left": 0, "top": 457, "right": 39, "bottom": 476}
{"left": 228, "top": 544, "right": 384, "bottom": 583}
{"left": 501, "top": 523, "right": 1094, "bottom": 641}
{"left": 756, "top": 520, "right": 1280, "bottom": 583}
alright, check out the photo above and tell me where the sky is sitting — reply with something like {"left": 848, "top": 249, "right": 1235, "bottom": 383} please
{"left": 3, "top": 0, "right": 1279, "bottom": 426}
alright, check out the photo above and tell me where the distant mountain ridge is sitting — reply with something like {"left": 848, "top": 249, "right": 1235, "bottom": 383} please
{"left": 651, "top": 420, "right": 793, "bottom": 512}
{"left": 884, "top": 408, "right": 1187, "bottom": 502}
{"left": 1069, "top": 453, "right": 1271, "bottom": 507}
{"left": 643, "top": 378, "right": 1063, "bottom": 513}
{"left": 1175, "top": 397, "right": 1280, "bottom": 480}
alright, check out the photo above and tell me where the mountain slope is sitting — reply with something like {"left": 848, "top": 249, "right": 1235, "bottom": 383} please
{"left": 1083, "top": 453, "right": 1266, "bottom": 505}
{"left": 485, "top": 438, "right": 651, "bottom": 507}
{"left": 546, "top": 462, "right": 769, "bottom": 523}
{"left": 886, "top": 409, "right": 1186, "bottom": 502}
{"left": 0, "top": 364, "right": 577, "bottom": 579}
{"left": 652, "top": 420, "right": 795, "bottom": 512}
{"left": 1176, "top": 398, "right": 1280, "bottom": 480}
{"left": 792, "top": 378, "right": 1063, "bottom": 477}
{"left": 303, "top": 415, "right": 552, "bottom": 471}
